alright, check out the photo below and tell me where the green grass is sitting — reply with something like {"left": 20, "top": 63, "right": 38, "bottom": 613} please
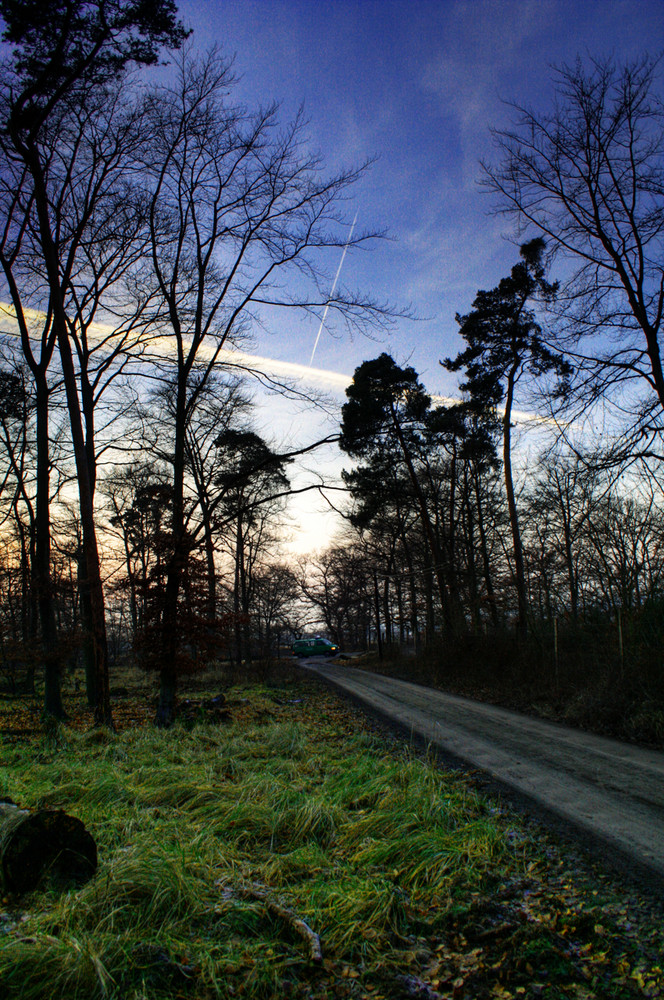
{"left": 0, "top": 682, "right": 662, "bottom": 999}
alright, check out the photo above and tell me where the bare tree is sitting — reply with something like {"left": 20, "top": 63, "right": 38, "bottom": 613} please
{"left": 526, "top": 449, "right": 602, "bottom": 621}
{"left": 214, "top": 428, "right": 291, "bottom": 668}
{"left": 298, "top": 544, "right": 371, "bottom": 650}
{"left": 584, "top": 488, "right": 664, "bottom": 614}
{"left": 483, "top": 55, "right": 664, "bottom": 453}
{"left": 139, "top": 48, "right": 394, "bottom": 724}
{"left": 0, "top": 165, "right": 65, "bottom": 712}
{"left": 0, "top": 0, "right": 187, "bottom": 723}
{"left": 249, "top": 562, "right": 301, "bottom": 661}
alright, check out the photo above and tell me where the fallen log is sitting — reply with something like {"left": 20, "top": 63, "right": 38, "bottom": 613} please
{"left": 0, "top": 798, "right": 97, "bottom": 894}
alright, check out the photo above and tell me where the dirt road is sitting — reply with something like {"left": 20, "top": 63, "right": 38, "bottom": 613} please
{"left": 301, "top": 661, "right": 664, "bottom": 886}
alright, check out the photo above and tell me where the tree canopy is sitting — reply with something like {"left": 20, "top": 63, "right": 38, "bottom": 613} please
{"left": 1, "top": 0, "right": 188, "bottom": 129}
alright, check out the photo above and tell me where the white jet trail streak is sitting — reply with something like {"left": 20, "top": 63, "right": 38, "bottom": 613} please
{"left": 309, "top": 211, "right": 358, "bottom": 366}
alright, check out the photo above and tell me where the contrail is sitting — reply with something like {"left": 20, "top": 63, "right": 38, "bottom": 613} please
{"left": 309, "top": 211, "right": 358, "bottom": 366}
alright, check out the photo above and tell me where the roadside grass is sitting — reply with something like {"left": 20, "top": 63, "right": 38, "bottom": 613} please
{"left": 0, "top": 681, "right": 662, "bottom": 999}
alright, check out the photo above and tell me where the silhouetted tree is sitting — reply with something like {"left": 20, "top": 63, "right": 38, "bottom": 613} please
{"left": 526, "top": 449, "right": 602, "bottom": 622}
{"left": 252, "top": 563, "right": 301, "bottom": 660}
{"left": 0, "top": 0, "right": 188, "bottom": 723}
{"left": 340, "top": 353, "right": 455, "bottom": 634}
{"left": 214, "top": 429, "right": 291, "bottom": 668}
{"left": 299, "top": 544, "right": 371, "bottom": 650}
{"left": 446, "top": 240, "right": 570, "bottom": 633}
{"left": 0, "top": 366, "right": 39, "bottom": 690}
{"left": 104, "top": 462, "right": 173, "bottom": 637}
{"left": 139, "top": 47, "right": 392, "bottom": 724}
{"left": 484, "top": 55, "right": 664, "bottom": 456}
{"left": 180, "top": 376, "right": 250, "bottom": 619}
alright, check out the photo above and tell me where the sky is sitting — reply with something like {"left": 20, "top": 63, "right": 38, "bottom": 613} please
{"left": 168, "top": 0, "right": 663, "bottom": 552}
{"left": 176, "top": 0, "right": 662, "bottom": 389}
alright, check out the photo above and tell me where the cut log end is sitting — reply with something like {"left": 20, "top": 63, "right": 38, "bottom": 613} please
{"left": 0, "top": 801, "right": 97, "bottom": 894}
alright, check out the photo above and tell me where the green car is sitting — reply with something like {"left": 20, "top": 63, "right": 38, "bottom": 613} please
{"left": 292, "top": 637, "right": 340, "bottom": 657}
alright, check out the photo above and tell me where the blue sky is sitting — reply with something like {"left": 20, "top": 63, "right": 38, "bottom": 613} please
{"left": 177, "top": 0, "right": 663, "bottom": 399}
{"left": 169, "top": 1, "right": 662, "bottom": 551}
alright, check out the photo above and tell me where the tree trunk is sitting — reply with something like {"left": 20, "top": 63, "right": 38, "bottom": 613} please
{"left": 473, "top": 469, "right": 499, "bottom": 628}
{"left": 35, "top": 376, "right": 65, "bottom": 719}
{"left": 239, "top": 523, "right": 252, "bottom": 667}
{"left": 395, "top": 575, "right": 405, "bottom": 643}
{"left": 390, "top": 407, "right": 453, "bottom": 634}
{"left": 203, "top": 509, "right": 216, "bottom": 619}
{"left": 446, "top": 442, "right": 462, "bottom": 625}
{"left": 78, "top": 551, "right": 96, "bottom": 708}
{"left": 0, "top": 799, "right": 97, "bottom": 894}
{"left": 423, "top": 562, "right": 435, "bottom": 645}
{"left": 373, "top": 571, "right": 383, "bottom": 660}
{"left": 382, "top": 571, "right": 392, "bottom": 647}
{"left": 157, "top": 383, "right": 188, "bottom": 727}
{"left": 56, "top": 324, "right": 112, "bottom": 725}
{"left": 464, "top": 489, "right": 481, "bottom": 630}
{"left": 234, "top": 514, "right": 244, "bottom": 667}
{"left": 155, "top": 660, "right": 178, "bottom": 729}
{"left": 15, "top": 505, "right": 36, "bottom": 693}
{"left": 399, "top": 534, "right": 420, "bottom": 649}
{"left": 503, "top": 359, "right": 528, "bottom": 634}
{"left": 25, "top": 146, "right": 111, "bottom": 726}
{"left": 562, "top": 520, "right": 579, "bottom": 623}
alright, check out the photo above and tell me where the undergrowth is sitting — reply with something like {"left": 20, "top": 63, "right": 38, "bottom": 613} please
{"left": 359, "top": 632, "right": 664, "bottom": 748}
{"left": 0, "top": 682, "right": 662, "bottom": 999}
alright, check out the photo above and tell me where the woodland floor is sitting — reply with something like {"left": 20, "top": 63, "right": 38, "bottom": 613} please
{"left": 0, "top": 665, "right": 663, "bottom": 999}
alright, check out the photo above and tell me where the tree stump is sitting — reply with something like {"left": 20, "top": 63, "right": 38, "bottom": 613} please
{"left": 0, "top": 799, "right": 97, "bottom": 894}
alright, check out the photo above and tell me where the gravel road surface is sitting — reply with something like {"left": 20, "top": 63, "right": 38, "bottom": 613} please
{"left": 301, "top": 660, "right": 664, "bottom": 886}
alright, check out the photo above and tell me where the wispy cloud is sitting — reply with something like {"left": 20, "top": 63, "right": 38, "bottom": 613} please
{"left": 217, "top": 347, "right": 353, "bottom": 392}
{"left": 1, "top": 301, "right": 547, "bottom": 424}
{"left": 0, "top": 300, "right": 355, "bottom": 393}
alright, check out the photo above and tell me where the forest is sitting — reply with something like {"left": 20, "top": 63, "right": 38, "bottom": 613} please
{"left": 0, "top": 2, "right": 663, "bottom": 741}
